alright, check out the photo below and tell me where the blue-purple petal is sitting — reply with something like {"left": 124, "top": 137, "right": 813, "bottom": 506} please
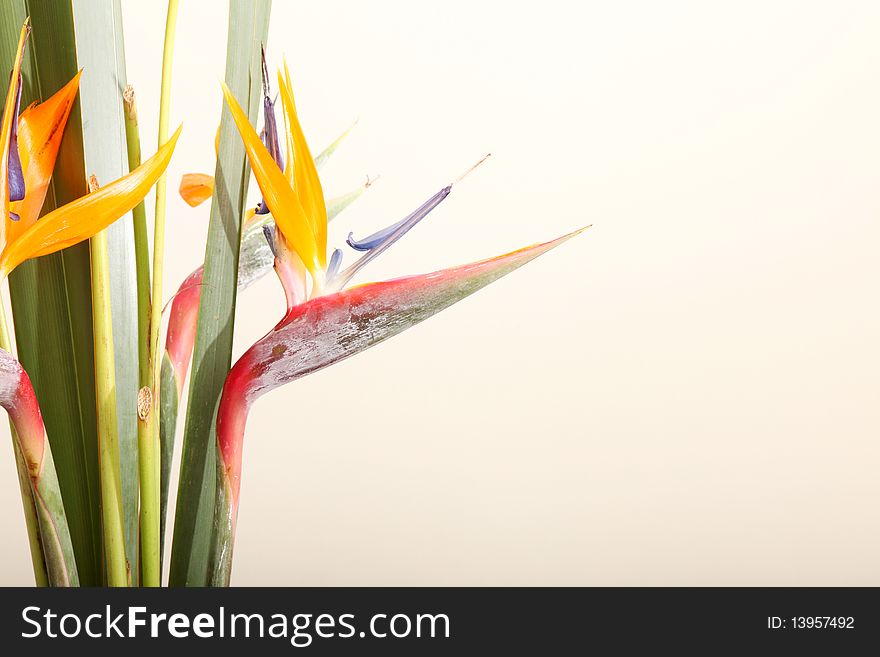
{"left": 331, "top": 185, "right": 451, "bottom": 291}
{"left": 346, "top": 215, "right": 410, "bottom": 251}
{"left": 326, "top": 248, "right": 344, "bottom": 280}
{"left": 260, "top": 48, "right": 284, "bottom": 170}
{"left": 7, "top": 72, "right": 25, "bottom": 203}
{"left": 256, "top": 48, "right": 284, "bottom": 217}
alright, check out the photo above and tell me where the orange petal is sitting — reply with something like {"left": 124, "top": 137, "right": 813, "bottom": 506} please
{"left": 277, "top": 64, "right": 327, "bottom": 256}
{"left": 220, "top": 81, "right": 323, "bottom": 277}
{"left": 0, "top": 19, "right": 29, "bottom": 250}
{"left": 0, "top": 125, "right": 182, "bottom": 276}
{"left": 9, "top": 70, "right": 82, "bottom": 242}
{"left": 179, "top": 172, "right": 214, "bottom": 207}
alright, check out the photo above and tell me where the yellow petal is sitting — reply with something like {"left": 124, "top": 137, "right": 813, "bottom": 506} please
{"left": 179, "top": 172, "right": 214, "bottom": 207}
{"left": 281, "top": 69, "right": 296, "bottom": 190}
{"left": 277, "top": 64, "right": 327, "bottom": 256}
{"left": 9, "top": 70, "right": 82, "bottom": 242}
{"left": 220, "top": 81, "right": 323, "bottom": 276}
{"left": 0, "top": 19, "right": 29, "bottom": 250}
{"left": 0, "top": 125, "right": 182, "bottom": 277}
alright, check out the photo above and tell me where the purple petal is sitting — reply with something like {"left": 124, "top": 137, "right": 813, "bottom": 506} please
{"left": 7, "top": 72, "right": 24, "bottom": 203}
{"left": 255, "top": 48, "right": 283, "bottom": 217}
{"left": 326, "top": 248, "right": 343, "bottom": 280}
{"left": 260, "top": 48, "right": 283, "bottom": 170}
{"left": 346, "top": 215, "right": 410, "bottom": 251}
{"left": 330, "top": 185, "right": 451, "bottom": 291}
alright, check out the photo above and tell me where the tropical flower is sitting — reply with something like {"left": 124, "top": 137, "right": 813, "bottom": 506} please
{"left": 163, "top": 62, "right": 368, "bottom": 417}
{"left": 158, "top": 99, "right": 373, "bottom": 548}
{"left": 0, "top": 20, "right": 180, "bottom": 280}
{"left": 206, "top": 58, "right": 585, "bottom": 584}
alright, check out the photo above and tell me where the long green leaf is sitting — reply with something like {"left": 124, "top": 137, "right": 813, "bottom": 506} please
{"left": 169, "top": 0, "right": 272, "bottom": 587}
{"left": 71, "top": 0, "right": 139, "bottom": 583}
{"left": 2, "top": 0, "right": 102, "bottom": 586}
{"left": 158, "top": 350, "right": 177, "bottom": 566}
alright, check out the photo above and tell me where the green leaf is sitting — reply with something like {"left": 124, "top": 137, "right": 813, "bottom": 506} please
{"left": 169, "top": 0, "right": 272, "bottom": 587}
{"left": 2, "top": 0, "right": 103, "bottom": 586}
{"left": 71, "top": 0, "right": 139, "bottom": 583}
{"left": 158, "top": 351, "right": 178, "bottom": 566}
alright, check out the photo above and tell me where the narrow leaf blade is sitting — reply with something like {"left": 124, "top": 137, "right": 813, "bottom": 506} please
{"left": 70, "top": 0, "right": 139, "bottom": 580}
{"left": 169, "top": 0, "right": 272, "bottom": 587}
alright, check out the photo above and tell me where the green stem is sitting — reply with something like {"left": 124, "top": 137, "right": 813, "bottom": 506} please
{"left": 13, "top": 442, "right": 48, "bottom": 585}
{"left": 89, "top": 220, "right": 127, "bottom": 587}
{"left": 141, "top": 0, "right": 180, "bottom": 588}
{"left": 123, "top": 85, "right": 151, "bottom": 394}
{"left": 124, "top": 84, "right": 153, "bottom": 585}
{"left": 30, "top": 444, "right": 79, "bottom": 586}
{"left": 0, "top": 290, "right": 48, "bottom": 586}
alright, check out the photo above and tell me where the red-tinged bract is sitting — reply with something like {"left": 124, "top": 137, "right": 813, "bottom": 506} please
{"left": 0, "top": 347, "right": 46, "bottom": 478}
{"left": 166, "top": 266, "right": 204, "bottom": 394}
{"left": 216, "top": 230, "right": 584, "bottom": 512}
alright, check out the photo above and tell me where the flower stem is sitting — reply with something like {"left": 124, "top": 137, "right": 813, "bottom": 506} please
{"left": 210, "top": 366, "right": 251, "bottom": 586}
{"left": 88, "top": 184, "right": 128, "bottom": 586}
{"left": 123, "top": 85, "right": 151, "bottom": 396}
{"left": 141, "top": 0, "right": 180, "bottom": 588}
{"left": 0, "top": 289, "right": 48, "bottom": 586}
{"left": 0, "top": 342, "right": 78, "bottom": 585}
{"left": 124, "top": 84, "right": 158, "bottom": 584}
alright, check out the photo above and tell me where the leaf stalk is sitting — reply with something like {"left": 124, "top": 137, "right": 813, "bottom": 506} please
{"left": 140, "top": 0, "right": 180, "bottom": 588}
{"left": 89, "top": 174, "right": 127, "bottom": 587}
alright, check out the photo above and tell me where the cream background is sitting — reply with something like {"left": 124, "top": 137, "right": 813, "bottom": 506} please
{"left": 2, "top": 0, "right": 880, "bottom": 585}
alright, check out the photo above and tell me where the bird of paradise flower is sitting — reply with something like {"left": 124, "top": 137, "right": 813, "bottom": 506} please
{"left": 198, "top": 56, "right": 586, "bottom": 584}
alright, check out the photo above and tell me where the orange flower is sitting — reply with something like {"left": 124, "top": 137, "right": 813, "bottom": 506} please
{"left": 0, "top": 18, "right": 181, "bottom": 278}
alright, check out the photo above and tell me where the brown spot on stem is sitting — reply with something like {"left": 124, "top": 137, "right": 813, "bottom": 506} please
{"left": 137, "top": 386, "right": 153, "bottom": 421}
{"left": 123, "top": 84, "right": 137, "bottom": 121}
